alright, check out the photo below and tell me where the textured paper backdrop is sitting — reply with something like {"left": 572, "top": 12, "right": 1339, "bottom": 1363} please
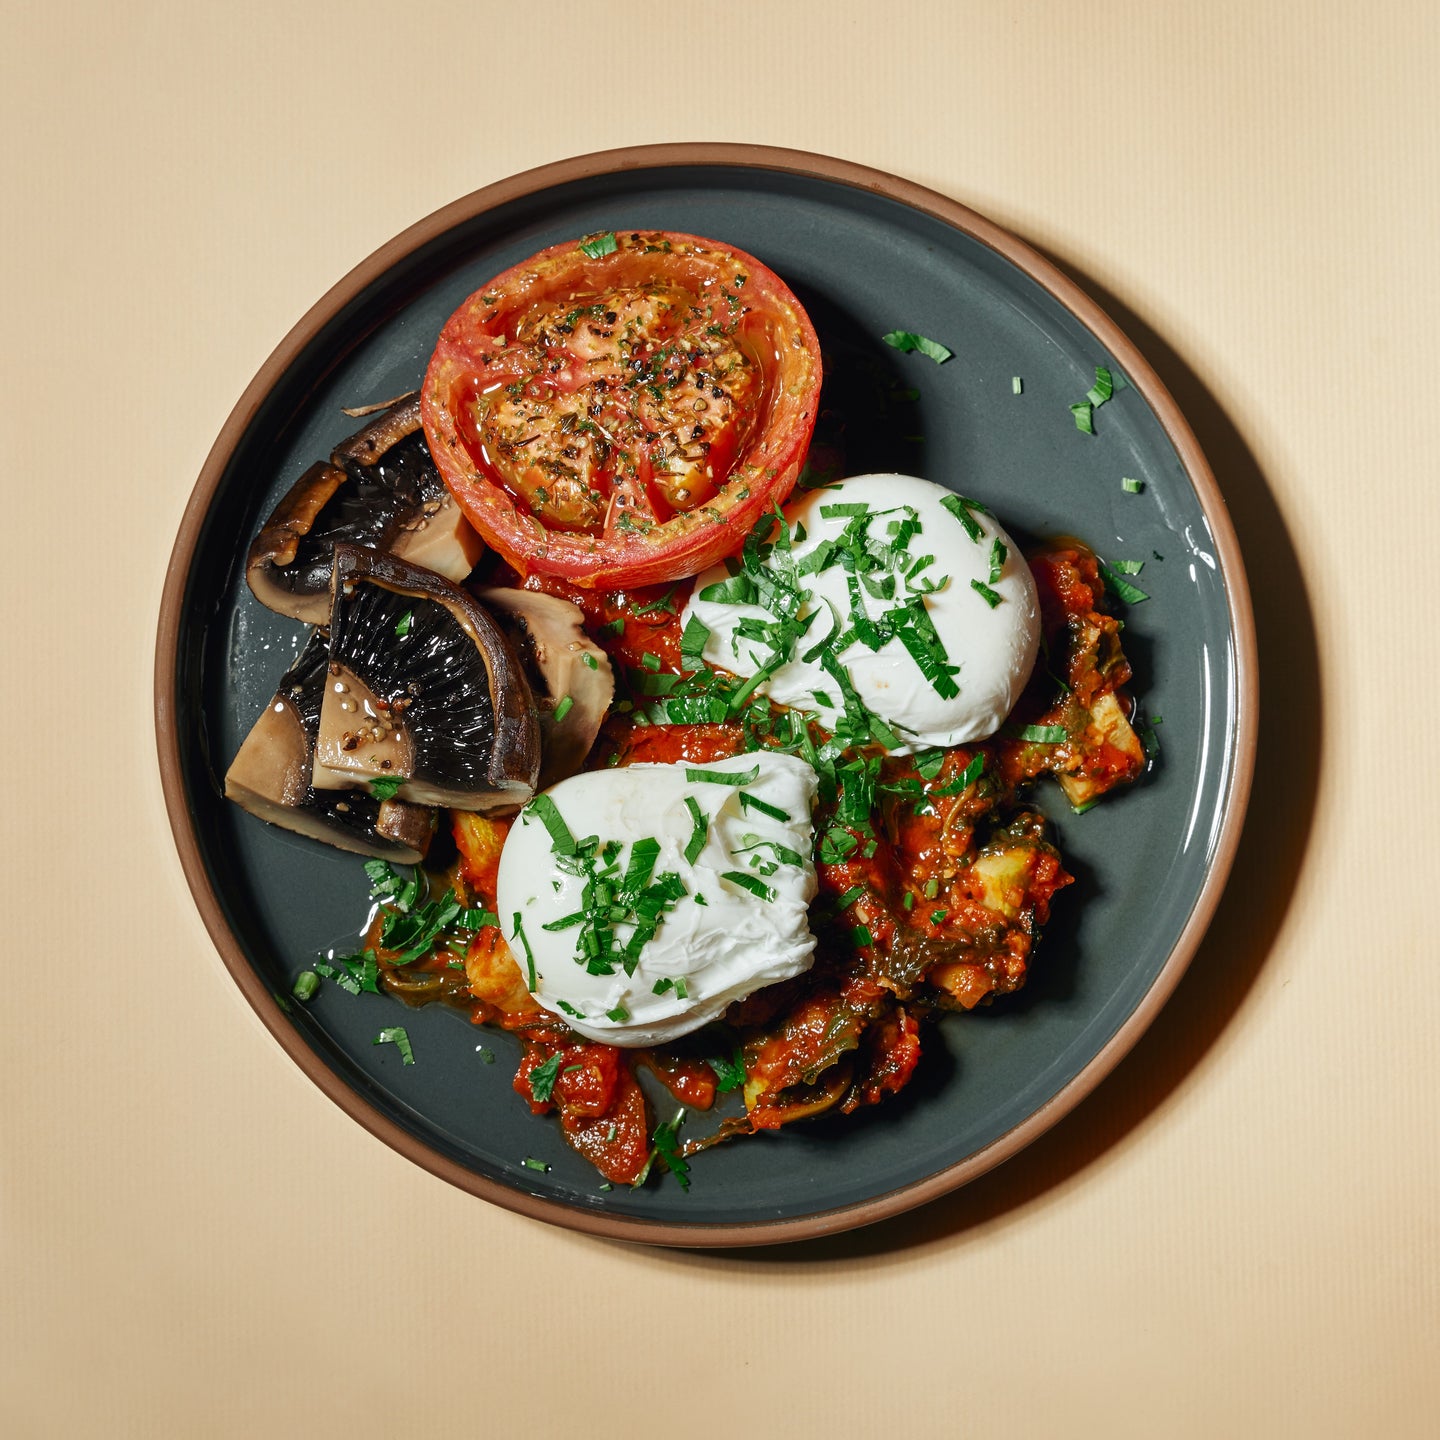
{"left": 3, "top": 1, "right": 1437, "bottom": 1435}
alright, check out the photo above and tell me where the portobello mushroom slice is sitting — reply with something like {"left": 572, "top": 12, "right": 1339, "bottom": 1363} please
{"left": 224, "top": 631, "right": 437, "bottom": 861}
{"left": 247, "top": 396, "right": 483, "bottom": 624}
{"left": 312, "top": 545, "right": 540, "bottom": 811}
{"left": 475, "top": 586, "right": 614, "bottom": 786}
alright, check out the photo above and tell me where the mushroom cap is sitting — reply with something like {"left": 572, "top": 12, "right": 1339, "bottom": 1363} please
{"left": 247, "top": 397, "right": 483, "bottom": 624}
{"left": 312, "top": 546, "right": 540, "bottom": 812}
{"left": 475, "top": 586, "right": 614, "bottom": 787}
{"left": 224, "top": 630, "right": 437, "bottom": 861}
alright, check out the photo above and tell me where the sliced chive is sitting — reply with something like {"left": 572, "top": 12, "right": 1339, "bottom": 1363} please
{"left": 599, "top": 615, "right": 626, "bottom": 636}
{"left": 1109, "top": 558, "right": 1145, "bottom": 575}
{"left": 930, "top": 909, "right": 950, "bottom": 925}
{"left": 606, "top": 1004, "right": 629, "bottom": 1022}
{"left": 1122, "top": 476, "right": 1143, "bottom": 494}
{"left": 1086, "top": 367, "right": 1114, "bottom": 407}
{"left": 922, "top": 879, "right": 939, "bottom": 899}
{"left": 581, "top": 651, "right": 599, "bottom": 670}
{"left": 552, "top": 694, "right": 574, "bottom": 723}
{"left": 882, "top": 330, "right": 953, "bottom": 364}
{"left": 1070, "top": 401, "right": 1095, "bottom": 434}
{"left": 683, "top": 795, "right": 709, "bottom": 866}
{"left": 374, "top": 1027, "right": 415, "bottom": 1065}
{"left": 902, "top": 892, "right": 915, "bottom": 910}
{"left": 1012, "top": 375, "right": 1023, "bottom": 394}
{"left": 291, "top": 970, "right": 320, "bottom": 1002}
{"left": 522, "top": 1156, "right": 550, "bottom": 1172}
{"left": 852, "top": 925, "right": 874, "bottom": 947}
{"left": 837, "top": 883, "right": 866, "bottom": 910}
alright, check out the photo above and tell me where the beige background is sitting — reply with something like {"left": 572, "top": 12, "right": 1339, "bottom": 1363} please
{"left": 4, "top": 0, "right": 1436, "bottom": 1435}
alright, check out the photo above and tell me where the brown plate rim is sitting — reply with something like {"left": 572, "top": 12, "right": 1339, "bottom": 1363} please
{"left": 154, "top": 142, "right": 1259, "bottom": 1248}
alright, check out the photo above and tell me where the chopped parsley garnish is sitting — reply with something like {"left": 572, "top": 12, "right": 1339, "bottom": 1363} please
{"left": 379, "top": 886, "right": 466, "bottom": 964}
{"left": 988, "top": 538, "right": 1007, "bottom": 585}
{"left": 652, "top": 1108, "right": 691, "bottom": 1190}
{"left": 1122, "top": 476, "right": 1143, "bottom": 494}
{"left": 939, "top": 492, "right": 986, "bottom": 543}
{"left": 555, "top": 1000, "right": 585, "bottom": 1019}
{"left": 882, "top": 329, "right": 954, "bottom": 364}
{"left": 631, "top": 585, "right": 678, "bottom": 615}
{"left": 578, "top": 231, "right": 618, "bottom": 259}
{"left": 315, "top": 950, "right": 379, "bottom": 995}
{"left": 1098, "top": 560, "right": 1151, "bottom": 605}
{"left": 368, "top": 775, "right": 404, "bottom": 801}
{"left": 708, "top": 1049, "right": 746, "bottom": 1093}
{"left": 393, "top": 610, "right": 413, "bottom": 638}
{"left": 738, "top": 791, "right": 789, "bottom": 822}
{"left": 529, "top": 1053, "right": 563, "bottom": 1102}
{"left": 1109, "top": 558, "right": 1145, "bottom": 574}
{"left": 552, "top": 694, "right": 574, "bottom": 723}
{"left": 512, "top": 912, "right": 537, "bottom": 990}
{"left": 686, "top": 764, "right": 760, "bottom": 786}
{"left": 679, "top": 613, "right": 711, "bottom": 670}
{"left": 374, "top": 1027, "right": 415, "bottom": 1065}
{"left": 970, "top": 578, "right": 1002, "bottom": 608}
{"left": 683, "top": 795, "right": 709, "bottom": 866}
{"left": 1018, "top": 723, "right": 1068, "bottom": 744}
{"left": 524, "top": 793, "right": 578, "bottom": 854}
{"left": 721, "top": 871, "right": 776, "bottom": 902}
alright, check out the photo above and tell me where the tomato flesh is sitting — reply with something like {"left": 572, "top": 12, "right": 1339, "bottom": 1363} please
{"left": 422, "top": 231, "right": 822, "bottom": 588}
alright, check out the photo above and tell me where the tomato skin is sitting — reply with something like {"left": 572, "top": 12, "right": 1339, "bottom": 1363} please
{"left": 421, "top": 230, "right": 822, "bottom": 588}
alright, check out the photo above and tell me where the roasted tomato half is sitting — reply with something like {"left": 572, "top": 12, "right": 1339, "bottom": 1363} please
{"left": 421, "top": 230, "right": 822, "bottom": 588}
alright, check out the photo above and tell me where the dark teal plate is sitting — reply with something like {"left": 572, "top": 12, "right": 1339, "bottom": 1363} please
{"left": 156, "top": 146, "right": 1256, "bottom": 1246}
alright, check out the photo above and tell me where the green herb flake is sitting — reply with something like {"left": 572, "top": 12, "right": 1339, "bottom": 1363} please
{"left": 512, "top": 912, "right": 537, "bottom": 991}
{"left": 970, "top": 578, "right": 1002, "bottom": 608}
{"left": 606, "top": 1004, "right": 629, "bottom": 1023}
{"left": 393, "top": 610, "right": 413, "bottom": 638}
{"left": 683, "top": 795, "right": 709, "bottom": 866}
{"left": 1109, "top": 558, "right": 1146, "bottom": 575}
{"left": 940, "top": 492, "right": 985, "bottom": 543}
{"left": 529, "top": 1052, "right": 564, "bottom": 1103}
{"left": 721, "top": 871, "right": 776, "bottom": 902}
{"left": 525, "top": 793, "right": 577, "bottom": 855}
{"left": 550, "top": 694, "right": 574, "bottom": 724}
{"left": 1019, "top": 723, "right": 1068, "bottom": 744}
{"left": 1012, "top": 375, "right": 1023, "bottom": 394}
{"left": 578, "top": 231, "right": 618, "bottom": 259}
{"left": 476, "top": 1047, "right": 495, "bottom": 1064}
{"left": 837, "top": 883, "right": 866, "bottom": 910}
{"left": 708, "top": 1049, "right": 746, "bottom": 1093}
{"left": 368, "top": 775, "right": 404, "bottom": 801}
{"left": 686, "top": 764, "right": 760, "bottom": 787}
{"left": 987, "top": 538, "right": 1007, "bottom": 586}
{"left": 738, "top": 791, "right": 789, "bottom": 822}
{"left": 930, "top": 909, "right": 950, "bottom": 926}
{"left": 652, "top": 1108, "right": 691, "bottom": 1190}
{"left": 852, "top": 925, "right": 874, "bottom": 947}
{"left": 1070, "top": 401, "right": 1095, "bottom": 435}
{"left": 679, "top": 613, "right": 711, "bottom": 671}
{"left": 581, "top": 651, "right": 599, "bottom": 670}
{"left": 882, "top": 330, "right": 953, "bottom": 365}
{"left": 374, "top": 1027, "right": 415, "bottom": 1065}
{"left": 599, "top": 616, "right": 626, "bottom": 637}
{"left": 1122, "top": 476, "right": 1144, "bottom": 494}
{"left": 1086, "top": 366, "right": 1114, "bottom": 407}
{"left": 902, "top": 892, "right": 915, "bottom": 911}
{"left": 522, "top": 1156, "right": 550, "bottom": 1173}
{"left": 1098, "top": 561, "right": 1151, "bottom": 605}
{"left": 923, "top": 878, "right": 940, "bottom": 899}
{"left": 291, "top": 970, "right": 320, "bottom": 1002}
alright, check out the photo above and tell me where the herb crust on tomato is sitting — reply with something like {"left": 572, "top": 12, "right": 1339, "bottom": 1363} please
{"left": 421, "top": 230, "right": 822, "bottom": 588}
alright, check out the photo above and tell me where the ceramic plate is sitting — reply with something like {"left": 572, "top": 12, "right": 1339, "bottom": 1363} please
{"left": 156, "top": 146, "right": 1256, "bottom": 1246}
